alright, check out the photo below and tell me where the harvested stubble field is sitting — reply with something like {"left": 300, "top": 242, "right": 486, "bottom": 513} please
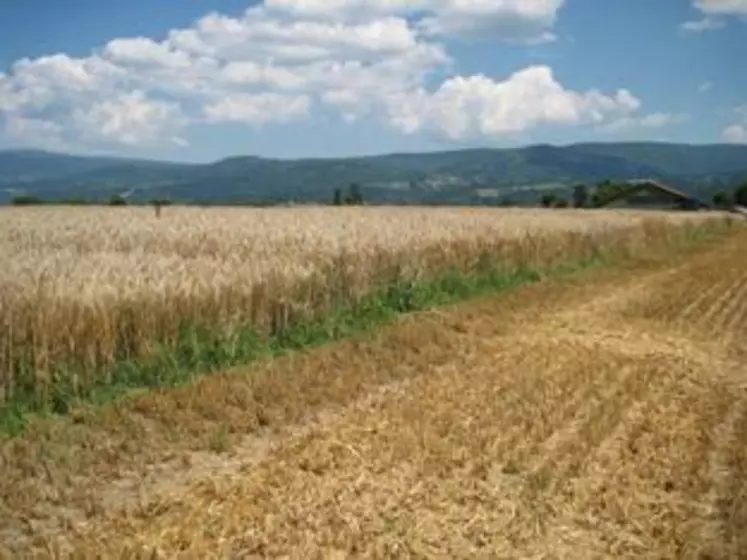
{"left": 1, "top": 206, "right": 746, "bottom": 558}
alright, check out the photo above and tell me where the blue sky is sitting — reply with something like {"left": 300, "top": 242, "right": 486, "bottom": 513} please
{"left": 0, "top": 0, "right": 745, "bottom": 162}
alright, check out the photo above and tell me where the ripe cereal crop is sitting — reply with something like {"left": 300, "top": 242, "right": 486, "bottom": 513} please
{"left": 0, "top": 205, "right": 745, "bottom": 558}
{"left": 0, "top": 205, "right": 733, "bottom": 406}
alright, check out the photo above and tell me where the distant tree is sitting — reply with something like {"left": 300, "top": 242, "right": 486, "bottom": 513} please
{"left": 540, "top": 193, "right": 557, "bottom": 208}
{"left": 555, "top": 198, "right": 569, "bottom": 208}
{"left": 734, "top": 182, "right": 747, "bottom": 207}
{"left": 345, "top": 183, "right": 364, "bottom": 205}
{"left": 590, "top": 190, "right": 603, "bottom": 208}
{"left": 498, "top": 196, "right": 515, "bottom": 207}
{"left": 11, "top": 194, "right": 44, "bottom": 205}
{"left": 150, "top": 197, "right": 171, "bottom": 218}
{"left": 108, "top": 194, "right": 128, "bottom": 206}
{"left": 572, "top": 184, "right": 589, "bottom": 208}
{"left": 352, "top": 183, "right": 364, "bottom": 205}
{"left": 590, "top": 181, "right": 627, "bottom": 208}
{"left": 712, "top": 191, "right": 733, "bottom": 209}
{"left": 333, "top": 188, "right": 343, "bottom": 206}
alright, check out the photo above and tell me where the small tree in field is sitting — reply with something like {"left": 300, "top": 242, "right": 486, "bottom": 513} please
{"left": 540, "top": 193, "right": 557, "bottom": 208}
{"left": 346, "top": 183, "right": 364, "bottom": 205}
{"left": 150, "top": 198, "right": 170, "bottom": 218}
{"left": 149, "top": 198, "right": 172, "bottom": 218}
{"left": 11, "top": 195, "right": 44, "bottom": 205}
{"left": 572, "top": 184, "right": 588, "bottom": 208}
{"left": 108, "top": 194, "right": 128, "bottom": 206}
{"left": 332, "top": 188, "right": 343, "bottom": 206}
{"left": 734, "top": 182, "right": 747, "bottom": 207}
{"left": 712, "top": 191, "right": 732, "bottom": 209}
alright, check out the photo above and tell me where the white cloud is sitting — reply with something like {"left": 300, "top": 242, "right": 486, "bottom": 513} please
{"left": 417, "top": 0, "right": 563, "bottom": 43}
{"left": 71, "top": 90, "right": 184, "bottom": 146}
{"left": 265, "top": 0, "right": 564, "bottom": 43}
{"left": 103, "top": 37, "right": 193, "bottom": 70}
{"left": 264, "top": 0, "right": 424, "bottom": 18}
{"left": 204, "top": 93, "right": 311, "bottom": 125}
{"left": 694, "top": 0, "right": 747, "bottom": 16}
{"left": 0, "top": 0, "right": 671, "bottom": 152}
{"left": 0, "top": 54, "right": 122, "bottom": 113}
{"left": 383, "top": 66, "right": 652, "bottom": 140}
{"left": 168, "top": 10, "right": 423, "bottom": 61}
{"left": 596, "top": 112, "right": 687, "bottom": 134}
{"left": 683, "top": 0, "right": 747, "bottom": 31}
{"left": 3, "top": 115, "right": 66, "bottom": 150}
{"left": 698, "top": 81, "right": 713, "bottom": 93}
{"left": 0, "top": 53, "right": 183, "bottom": 149}
{"left": 682, "top": 16, "right": 726, "bottom": 32}
{"left": 723, "top": 104, "right": 747, "bottom": 143}
{"left": 723, "top": 124, "right": 747, "bottom": 143}
{"left": 0, "top": 4, "right": 447, "bottom": 148}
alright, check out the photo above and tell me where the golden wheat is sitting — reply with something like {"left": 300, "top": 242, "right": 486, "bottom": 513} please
{"left": 1, "top": 225, "right": 746, "bottom": 558}
{"left": 0, "top": 205, "right": 733, "bottom": 403}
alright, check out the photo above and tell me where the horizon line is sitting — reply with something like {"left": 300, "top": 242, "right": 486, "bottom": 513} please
{"left": 0, "top": 140, "right": 742, "bottom": 167}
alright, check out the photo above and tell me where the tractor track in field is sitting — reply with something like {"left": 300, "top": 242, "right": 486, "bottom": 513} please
{"left": 699, "top": 270, "right": 747, "bottom": 328}
{"left": 716, "top": 272, "right": 747, "bottom": 336}
{"left": 2, "top": 228, "right": 747, "bottom": 558}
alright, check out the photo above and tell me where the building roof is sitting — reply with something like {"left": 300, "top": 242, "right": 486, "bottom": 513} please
{"left": 594, "top": 178, "right": 709, "bottom": 209}
{"left": 624, "top": 179, "right": 693, "bottom": 200}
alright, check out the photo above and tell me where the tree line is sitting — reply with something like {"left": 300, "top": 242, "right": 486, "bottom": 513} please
{"left": 712, "top": 183, "right": 747, "bottom": 209}
{"left": 538, "top": 180, "right": 747, "bottom": 210}
{"left": 332, "top": 183, "right": 364, "bottom": 205}
{"left": 8, "top": 179, "right": 747, "bottom": 209}
{"left": 10, "top": 194, "right": 173, "bottom": 206}
{"left": 539, "top": 181, "right": 642, "bottom": 209}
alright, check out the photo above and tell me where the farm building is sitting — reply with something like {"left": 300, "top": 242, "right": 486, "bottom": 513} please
{"left": 594, "top": 179, "right": 710, "bottom": 211}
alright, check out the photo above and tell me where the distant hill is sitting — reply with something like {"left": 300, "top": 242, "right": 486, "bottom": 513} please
{"left": 1, "top": 143, "right": 746, "bottom": 206}
{"left": 0, "top": 150, "right": 192, "bottom": 183}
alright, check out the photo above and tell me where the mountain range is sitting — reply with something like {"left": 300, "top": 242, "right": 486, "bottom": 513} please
{"left": 1, "top": 142, "right": 746, "bottom": 206}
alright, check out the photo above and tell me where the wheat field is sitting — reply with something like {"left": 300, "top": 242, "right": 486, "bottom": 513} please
{"left": 0, "top": 209, "right": 745, "bottom": 558}
{"left": 0, "top": 205, "right": 730, "bottom": 406}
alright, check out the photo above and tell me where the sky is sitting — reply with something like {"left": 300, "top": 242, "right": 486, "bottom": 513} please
{"left": 0, "top": 0, "right": 744, "bottom": 162}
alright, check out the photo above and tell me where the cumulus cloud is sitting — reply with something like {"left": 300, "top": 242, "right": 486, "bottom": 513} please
{"left": 595, "top": 112, "right": 687, "bottom": 135}
{"left": 694, "top": 0, "right": 747, "bottom": 16}
{"left": 417, "top": 0, "right": 563, "bottom": 43}
{"left": 72, "top": 91, "right": 185, "bottom": 146}
{"left": 683, "top": 0, "right": 747, "bottom": 31}
{"left": 104, "top": 37, "right": 193, "bottom": 69}
{"left": 0, "top": 53, "right": 181, "bottom": 149}
{"left": 723, "top": 105, "right": 747, "bottom": 143}
{"left": 3, "top": 115, "right": 66, "bottom": 150}
{"left": 682, "top": 16, "right": 726, "bottom": 32}
{"left": 204, "top": 93, "right": 311, "bottom": 125}
{"left": 383, "top": 66, "right": 661, "bottom": 140}
{"left": 264, "top": 0, "right": 564, "bottom": 43}
{"left": 0, "top": 0, "right": 671, "bottom": 151}
{"left": 723, "top": 124, "right": 747, "bottom": 143}
{"left": 0, "top": 4, "right": 447, "bottom": 148}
